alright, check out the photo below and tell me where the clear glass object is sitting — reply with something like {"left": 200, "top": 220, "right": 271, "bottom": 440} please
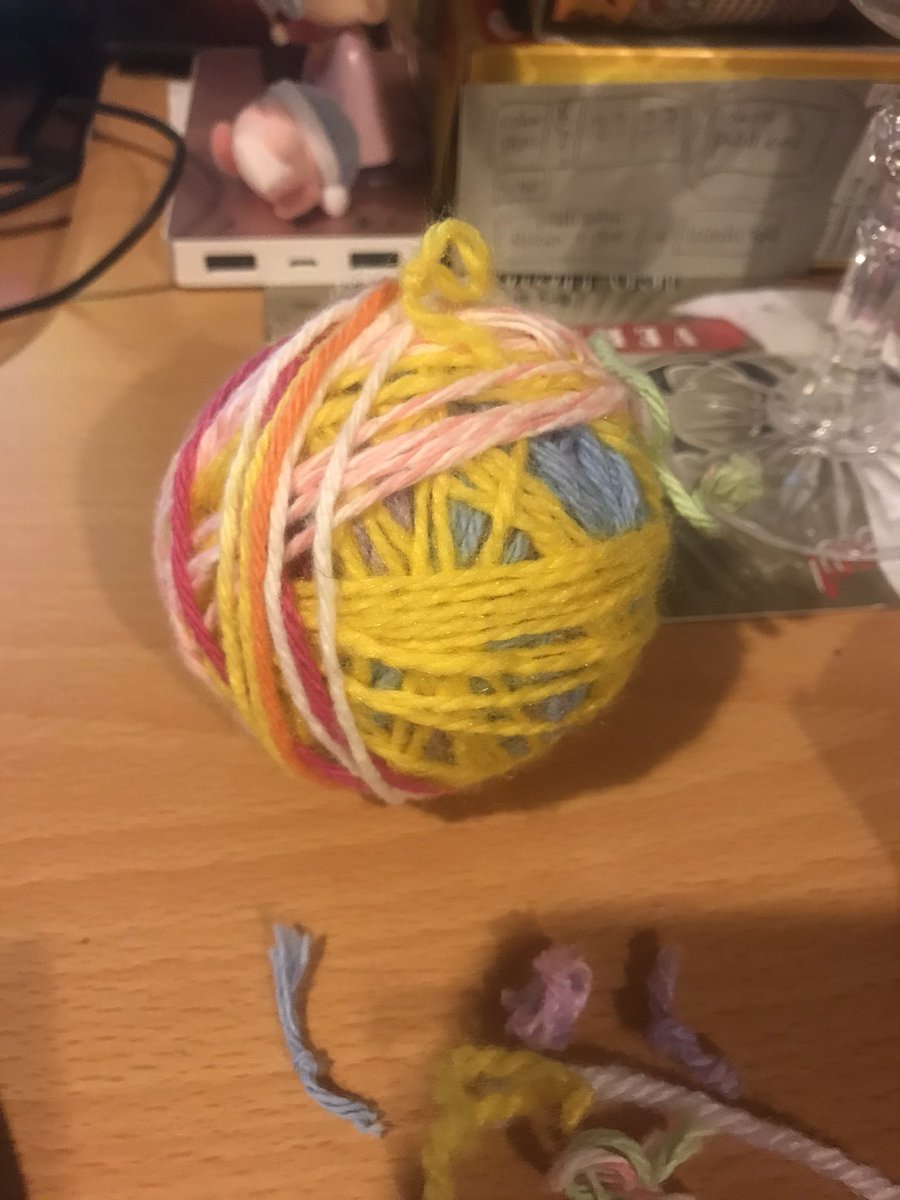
{"left": 684, "top": 98, "right": 900, "bottom": 561}
{"left": 849, "top": 0, "right": 900, "bottom": 39}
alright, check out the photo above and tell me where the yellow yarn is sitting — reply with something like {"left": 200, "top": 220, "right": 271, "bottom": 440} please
{"left": 158, "top": 218, "right": 672, "bottom": 800}
{"left": 421, "top": 1045, "right": 596, "bottom": 1200}
{"left": 293, "top": 389, "right": 667, "bottom": 789}
{"left": 400, "top": 219, "right": 502, "bottom": 362}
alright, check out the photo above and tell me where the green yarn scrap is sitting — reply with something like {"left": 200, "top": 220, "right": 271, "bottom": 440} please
{"left": 558, "top": 1121, "right": 708, "bottom": 1200}
{"left": 589, "top": 335, "right": 761, "bottom": 534}
{"left": 696, "top": 454, "right": 764, "bottom": 513}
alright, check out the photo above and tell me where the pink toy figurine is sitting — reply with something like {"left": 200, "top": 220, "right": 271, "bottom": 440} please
{"left": 210, "top": 80, "right": 359, "bottom": 221}
{"left": 257, "top": 0, "right": 395, "bottom": 169}
{"left": 257, "top": 0, "right": 389, "bottom": 41}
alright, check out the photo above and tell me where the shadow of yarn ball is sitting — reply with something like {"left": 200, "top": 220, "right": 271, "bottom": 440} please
{"left": 791, "top": 612, "right": 900, "bottom": 874}
{"left": 427, "top": 617, "right": 744, "bottom": 820}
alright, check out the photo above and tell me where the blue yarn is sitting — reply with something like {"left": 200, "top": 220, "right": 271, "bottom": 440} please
{"left": 371, "top": 661, "right": 403, "bottom": 691}
{"left": 269, "top": 924, "right": 383, "bottom": 1136}
{"left": 447, "top": 426, "right": 643, "bottom": 566}
{"left": 502, "top": 527, "right": 534, "bottom": 563}
{"left": 542, "top": 682, "right": 590, "bottom": 721}
{"left": 449, "top": 499, "right": 490, "bottom": 566}
{"left": 527, "top": 426, "right": 644, "bottom": 536}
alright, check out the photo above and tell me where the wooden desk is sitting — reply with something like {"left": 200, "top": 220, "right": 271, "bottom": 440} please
{"left": 0, "top": 71, "right": 897, "bottom": 1200}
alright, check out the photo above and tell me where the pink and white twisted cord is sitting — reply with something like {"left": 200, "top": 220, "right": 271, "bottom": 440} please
{"left": 581, "top": 1064, "right": 900, "bottom": 1200}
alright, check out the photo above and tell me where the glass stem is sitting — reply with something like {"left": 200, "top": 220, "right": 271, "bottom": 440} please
{"left": 769, "top": 104, "right": 900, "bottom": 454}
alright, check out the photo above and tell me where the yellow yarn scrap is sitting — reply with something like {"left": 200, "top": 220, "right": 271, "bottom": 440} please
{"left": 421, "top": 1044, "right": 596, "bottom": 1200}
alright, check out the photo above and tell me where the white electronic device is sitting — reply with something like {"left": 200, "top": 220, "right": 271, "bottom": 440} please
{"left": 167, "top": 47, "right": 430, "bottom": 288}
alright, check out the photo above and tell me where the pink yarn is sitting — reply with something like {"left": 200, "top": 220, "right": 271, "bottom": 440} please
{"left": 168, "top": 345, "right": 276, "bottom": 677}
{"left": 284, "top": 386, "right": 622, "bottom": 563}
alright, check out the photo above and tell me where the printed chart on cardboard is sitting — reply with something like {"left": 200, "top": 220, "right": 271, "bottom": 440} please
{"left": 458, "top": 79, "right": 875, "bottom": 281}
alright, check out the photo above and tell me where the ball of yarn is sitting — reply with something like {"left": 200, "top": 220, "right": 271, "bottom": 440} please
{"left": 154, "top": 220, "right": 670, "bottom": 802}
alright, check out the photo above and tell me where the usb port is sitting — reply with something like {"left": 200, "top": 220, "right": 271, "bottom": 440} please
{"left": 205, "top": 254, "right": 257, "bottom": 271}
{"left": 350, "top": 251, "right": 399, "bottom": 269}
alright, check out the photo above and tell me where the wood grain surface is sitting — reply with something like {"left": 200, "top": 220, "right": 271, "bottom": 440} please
{"left": 0, "top": 72, "right": 898, "bottom": 1200}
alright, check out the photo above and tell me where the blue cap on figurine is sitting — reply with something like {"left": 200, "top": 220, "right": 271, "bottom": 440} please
{"left": 267, "top": 80, "right": 360, "bottom": 217}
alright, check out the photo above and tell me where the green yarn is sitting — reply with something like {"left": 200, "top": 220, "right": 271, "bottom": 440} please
{"left": 590, "top": 335, "right": 759, "bottom": 534}
{"left": 645, "top": 1122, "right": 709, "bottom": 1181}
{"left": 696, "top": 454, "right": 765, "bottom": 513}
{"left": 557, "top": 1122, "right": 707, "bottom": 1200}
{"left": 563, "top": 1129, "right": 655, "bottom": 1200}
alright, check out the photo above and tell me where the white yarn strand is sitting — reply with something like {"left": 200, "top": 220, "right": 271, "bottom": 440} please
{"left": 187, "top": 290, "right": 371, "bottom": 599}
{"left": 582, "top": 1064, "right": 900, "bottom": 1200}
{"left": 311, "top": 320, "right": 416, "bottom": 802}
{"left": 263, "top": 306, "right": 399, "bottom": 781}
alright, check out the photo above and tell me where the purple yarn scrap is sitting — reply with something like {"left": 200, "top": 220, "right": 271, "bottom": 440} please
{"left": 647, "top": 947, "right": 741, "bottom": 1100}
{"left": 502, "top": 945, "right": 593, "bottom": 1052}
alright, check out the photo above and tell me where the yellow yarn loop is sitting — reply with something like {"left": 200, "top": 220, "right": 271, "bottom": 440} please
{"left": 422, "top": 1045, "right": 596, "bottom": 1200}
{"left": 401, "top": 218, "right": 502, "bottom": 361}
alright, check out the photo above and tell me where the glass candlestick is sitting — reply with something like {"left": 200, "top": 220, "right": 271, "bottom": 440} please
{"left": 849, "top": 0, "right": 900, "bottom": 39}
{"left": 685, "top": 99, "right": 900, "bottom": 562}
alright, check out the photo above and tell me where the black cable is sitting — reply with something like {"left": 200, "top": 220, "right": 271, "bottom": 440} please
{"left": 0, "top": 162, "right": 80, "bottom": 216}
{"left": 0, "top": 98, "right": 185, "bottom": 323}
{"left": 0, "top": 91, "right": 85, "bottom": 218}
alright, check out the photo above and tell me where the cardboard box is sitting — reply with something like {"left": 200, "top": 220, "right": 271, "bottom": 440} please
{"left": 432, "top": 0, "right": 900, "bottom": 282}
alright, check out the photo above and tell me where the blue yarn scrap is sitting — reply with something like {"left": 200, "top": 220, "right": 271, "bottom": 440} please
{"left": 269, "top": 923, "right": 384, "bottom": 1136}
{"left": 527, "top": 425, "right": 645, "bottom": 536}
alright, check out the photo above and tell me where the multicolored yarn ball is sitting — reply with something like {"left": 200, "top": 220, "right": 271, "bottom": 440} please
{"left": 154, "top": 219, "right": 674, "bottom": 802}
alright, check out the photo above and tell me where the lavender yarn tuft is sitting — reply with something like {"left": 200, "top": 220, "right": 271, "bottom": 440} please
{"left": 502, "top": 945, "right": 593, "bottom": 1052}
{"left": 646, "top": 947, "right": 741, "bottom": 1101}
